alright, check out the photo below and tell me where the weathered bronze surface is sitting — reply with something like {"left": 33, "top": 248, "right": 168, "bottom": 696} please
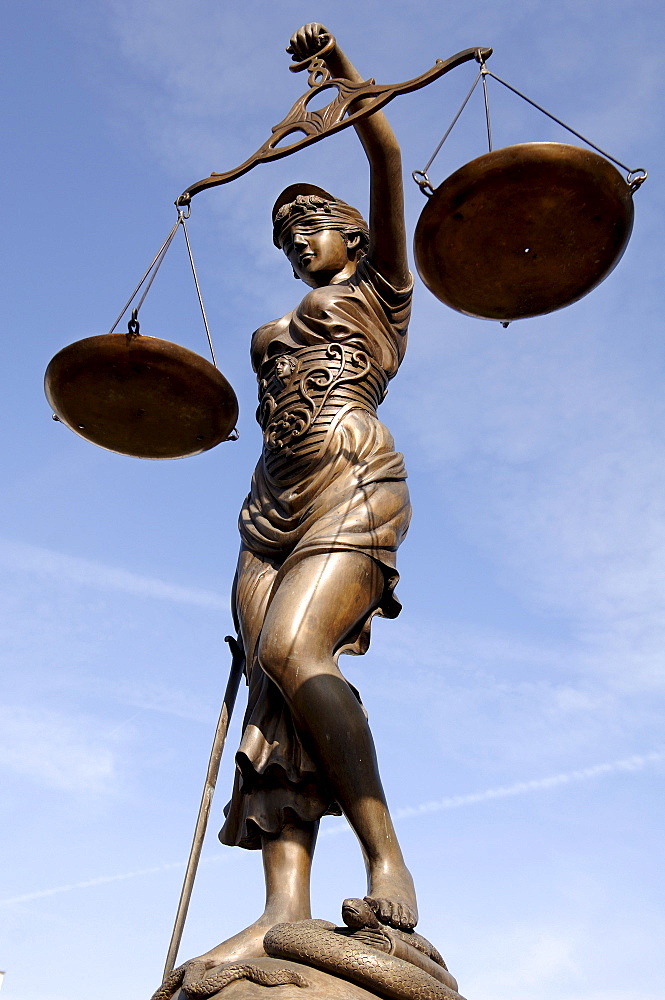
{"left": 171, "top": 957, "right": 383, "bottom": 1000}
{"left": 414, "top": 142, "right": 635, "bottom": 320}
{"left": 164, "top": 955, "right": 454, "bottom": 1000}
{"left": 150, "top": 22, "right": 470, "bottom": 1000}
{"left": 61, "top": 20, "right": 641, "bottom": 1000}
{"left": 158, "top": 914, "right": 462, "bottom": 1000}
{"left": 156, "top": 904, "right": 463, "bottom": 1000}
{"left": 45, "top": 333, "right": 238, "bottom": 459}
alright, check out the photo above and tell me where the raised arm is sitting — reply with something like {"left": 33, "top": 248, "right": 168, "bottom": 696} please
{"left": 288, "top": 24, "right": 410, "bottom": 289}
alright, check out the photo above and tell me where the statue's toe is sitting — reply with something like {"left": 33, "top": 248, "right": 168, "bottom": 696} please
{"left": 364, "top": 895, "right": 417, "bottom": 931}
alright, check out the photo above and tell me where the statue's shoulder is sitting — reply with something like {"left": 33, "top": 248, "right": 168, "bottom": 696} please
{"left": 251, "top": 313, "right": 292, "bottom": 372}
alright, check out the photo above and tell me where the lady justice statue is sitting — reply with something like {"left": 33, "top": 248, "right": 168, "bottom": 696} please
{"left": 187, "top": 22, "right": 418, "bottom": 976}
{"left": 42, "top": 16, "right": 641, "bottom": 999}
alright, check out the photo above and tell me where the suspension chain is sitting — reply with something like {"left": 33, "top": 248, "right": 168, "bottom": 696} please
{"left": 413, "top": 57, "right": 647, "bottom": 195}
{"left": 106, "top": 206, "right": 219, "bottom": 368}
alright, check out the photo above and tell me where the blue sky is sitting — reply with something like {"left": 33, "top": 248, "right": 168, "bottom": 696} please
{"left": 1, "top": 2, "right": 664, "bottom": 998}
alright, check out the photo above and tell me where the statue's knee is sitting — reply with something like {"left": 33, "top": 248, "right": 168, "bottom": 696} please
{"left": 257, "top": 635, "right": 290, "bottom": 688}
{"left": 258, "top": 633, "right": 312, "bottom": 695}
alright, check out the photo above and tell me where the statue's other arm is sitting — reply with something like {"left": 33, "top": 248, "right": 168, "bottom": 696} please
{"left": 288, "top": 24, "right": 410, "bottom": 290}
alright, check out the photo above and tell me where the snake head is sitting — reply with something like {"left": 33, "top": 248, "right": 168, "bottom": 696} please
{"left": 342, "top": 897, "right": 381, "bottom": 929}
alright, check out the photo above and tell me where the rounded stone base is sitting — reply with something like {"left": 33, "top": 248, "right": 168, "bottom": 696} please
{"left": 171, "top": 955, "right": 387, "bottom": 1000}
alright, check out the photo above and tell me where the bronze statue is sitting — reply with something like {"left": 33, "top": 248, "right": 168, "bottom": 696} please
{"left": 187, "top": 21, "right": 416, "bottom": 976}
{"left": 38, "top": 18, "right": 646, "bottom": 1000}
{"left": 143, "top": 20, "right": 644, "bottom": 1000}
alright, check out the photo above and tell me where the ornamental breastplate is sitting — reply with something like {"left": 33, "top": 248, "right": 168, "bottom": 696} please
{"left": 257, "top": 343, "right": 388, "bottom": 485}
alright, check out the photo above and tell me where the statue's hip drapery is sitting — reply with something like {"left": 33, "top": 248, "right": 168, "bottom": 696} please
{"left": 220, "top": 397, "right": 410, "bottom": 850}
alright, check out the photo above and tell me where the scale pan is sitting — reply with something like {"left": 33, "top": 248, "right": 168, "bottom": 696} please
{"left": 45, "top": 333, "right": 239, "bottom": 459}
{"left": 414, "top": 143, "right": 635, "bottom": 321}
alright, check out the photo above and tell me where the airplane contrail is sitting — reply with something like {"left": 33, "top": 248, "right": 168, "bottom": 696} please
{"left": 1, "top": 854, "right": 232, "bottom": 906}
{"left": 2, "top": 749, "right": 660, "bottom": 906}
{"left": 391, "top": 749, "right": 664, "bottom": 819}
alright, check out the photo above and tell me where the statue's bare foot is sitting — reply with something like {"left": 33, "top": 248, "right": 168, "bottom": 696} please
{"left": 363, "top": 864, "right": 418, "bottom": 930}
{"left": 181, "top": 918, "right": 271, "bottom": 986}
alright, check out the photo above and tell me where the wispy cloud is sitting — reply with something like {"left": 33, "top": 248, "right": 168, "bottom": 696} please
{"left": 0, "top": 706, "right": 118, "bottom": 794}
{"left": 0, "top": 538, "right": 227, "bottom": 610}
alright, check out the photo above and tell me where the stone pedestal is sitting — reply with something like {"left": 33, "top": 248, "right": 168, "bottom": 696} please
{"left": 158, "top": 916, "right": 465, "bottom": 1000}
{"left": 172, "top": 956, "right": 394, "bottom": 1000}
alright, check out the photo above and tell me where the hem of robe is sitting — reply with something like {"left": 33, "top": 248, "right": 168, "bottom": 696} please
{"left": 218, "top": 553, "right": 402, "bottom": 851}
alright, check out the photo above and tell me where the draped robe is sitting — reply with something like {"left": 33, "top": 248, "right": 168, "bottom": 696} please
{"left": 220, "top": 258, "right": 413, "bottom": 849}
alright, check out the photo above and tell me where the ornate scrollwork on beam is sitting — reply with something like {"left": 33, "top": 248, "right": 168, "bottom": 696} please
{"left": 176, "top": 46, "right": 492, "bottom": 205}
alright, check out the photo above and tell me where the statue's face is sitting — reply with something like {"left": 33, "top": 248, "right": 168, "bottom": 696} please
{"left": 274, "top": 356, "right": 293, "bottom": 381}
{"left": 281, "top": 224, "right": 354, "bottom": 287}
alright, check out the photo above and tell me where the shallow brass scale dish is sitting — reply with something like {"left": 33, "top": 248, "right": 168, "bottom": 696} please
{"left": 414, "top": 142, "right": 635, "bottom": 321}
{"left": 45, "top": 334, "right": 238, "bottom": 459}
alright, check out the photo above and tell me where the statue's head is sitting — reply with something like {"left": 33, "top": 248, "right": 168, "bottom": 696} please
{"left": 274, "top": 354, "right": 298, "bottom": 385}
{"left": 272, "top": 183, "right": 369, "bottom": 286}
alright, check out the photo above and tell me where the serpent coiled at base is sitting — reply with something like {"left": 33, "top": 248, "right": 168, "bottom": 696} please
{"left": 149, "top": 961, "right": 308, "bottom": 1000}
{"left": 264, "top": 920, "right": 465, "bottom": 1000}
{"left": 149, "top": 918, "right": 464, "bottom": 1000}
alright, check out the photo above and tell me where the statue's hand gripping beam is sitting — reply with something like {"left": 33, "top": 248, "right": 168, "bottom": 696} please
{"left": 176, "top": 43, "right": 492, "bottom": 206}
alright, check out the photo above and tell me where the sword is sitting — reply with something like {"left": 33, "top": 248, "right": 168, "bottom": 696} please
{"left": 162, "top": 635, "right": 245, "bottom": 980}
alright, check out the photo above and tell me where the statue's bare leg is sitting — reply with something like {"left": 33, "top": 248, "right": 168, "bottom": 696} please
{"left": 258, "top": 550, "right": 418, "bottom": 931}
{"left": 183, "top": 820, "right": 317, "bottom": 974}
